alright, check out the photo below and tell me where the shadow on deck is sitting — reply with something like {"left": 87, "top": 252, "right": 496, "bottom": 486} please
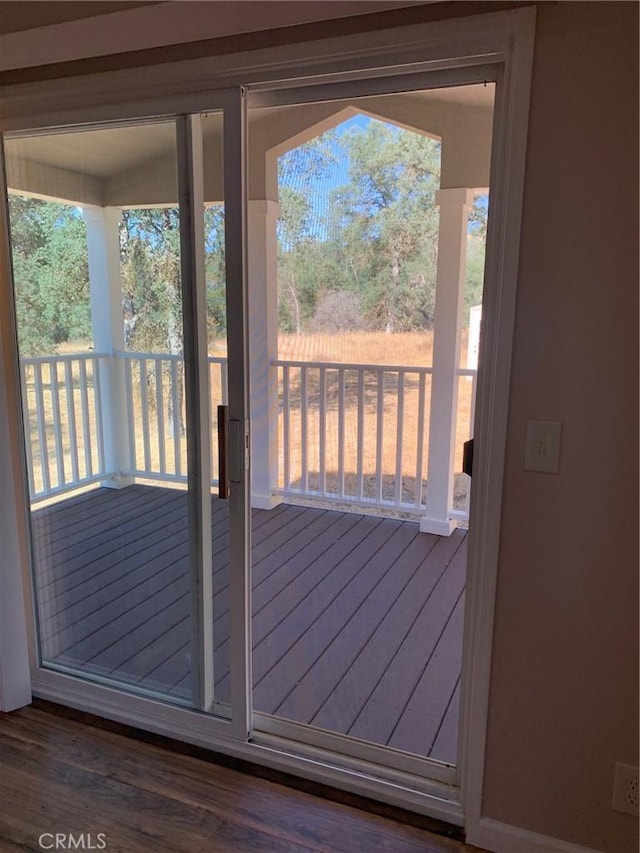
{"left": 31, "top": 484, "right": 465, "bottom": 764}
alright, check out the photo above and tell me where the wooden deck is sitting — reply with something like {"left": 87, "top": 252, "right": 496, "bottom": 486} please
{"left": 31, "top": 484, "right": 466, "bottom": 764}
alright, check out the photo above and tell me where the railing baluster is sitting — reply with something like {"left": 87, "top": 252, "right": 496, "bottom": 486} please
{"left": 156, "top": 358, "right": 166, "bottom": 475}
{"left": 139, "top": 357, "right": 151, "bottom": 472}
{"left": 34, "top": 362, "right": 50, "bottom": 494}
{"left": 171, "top": 360, "right": 181, "bottom": 476}
{"left": 63, "top": 361, "right": 79, "bottom": 485}
{"left": 92, "top": 357, "right": 106, "bottom": 476}
{"left": 271, "top": 360, "right": 439, "bottom": 510}
{"left": 415, "top": 372, "right": 426, "bottom": 508}
{"left": 20, "top": 364, "right": 36, "bottom": 498}
{"left": 300, "top": 366, "right": 308, "bottom": 494}
{"left": 319, "top": 367, "right": 326, "bottom": 495}
{"left": 49, "top": 360, "right": 65, "bottom": 488}
{"left": 470, "top": 371, "right": 478, "bottom": 438}
{"left": 357, "top": 369, "right": 365, "bottom": 500}
{"left": 375, "top": 371, "right": 384, "bottom": 503}
{"left": 395, "top": 370, "right": 405, "bottom": 506}
{"left": 338, "top": 369, "right": 345, "bottom": 498}
{"left": 221, "top": 360, "right": 228, "bottom": 405}
{"left": 124, "top": 357, "right": 136, "bottom": 473}
{"left": 283, "top": 365, "right": 290, "bottom": 490}
{"left": 78, "top": 359, "right": 92, "bottom": 479}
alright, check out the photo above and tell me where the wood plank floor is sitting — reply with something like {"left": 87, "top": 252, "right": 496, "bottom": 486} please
{"left": 31, "top": 484, "right": 466, "bottom": 763}
{"left": 0, "top": 706, "right": 489, "bottom": 853}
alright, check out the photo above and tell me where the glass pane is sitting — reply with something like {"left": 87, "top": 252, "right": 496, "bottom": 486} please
{"left": 202, "top": 111, "right": 232, "bottom": 712}
{"left": 248, "top": 82, "right": 495, "bottom": 765}
{"left": 5, "top": 120, "right": 203, "bottom": 705}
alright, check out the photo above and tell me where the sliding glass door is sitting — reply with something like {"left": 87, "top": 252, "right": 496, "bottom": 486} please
{"left": 3, "top": 92, "right": 249, "bottom": 726}
{"left": 245, "top": 73, "right": 495, "bottom": 782}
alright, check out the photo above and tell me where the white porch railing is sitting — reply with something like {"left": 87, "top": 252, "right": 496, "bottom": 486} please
{"left": 118, "top": 352, "right": 228, "bottom": 485}
{"left": 20, "top": 353, "right": 108, "bottom": 501}
{"left": 21, "top": 351, "right": 475, "bottom": 520}
{"left": 275, "top": 359, "right": 476, "bottom": 516}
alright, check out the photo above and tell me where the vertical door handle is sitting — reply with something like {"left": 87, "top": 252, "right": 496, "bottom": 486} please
{"left": 463, "top": 438, "right": 474, "bottom": 477}
{"left": 217, "top": 404, "right": 230, "bottom": 499}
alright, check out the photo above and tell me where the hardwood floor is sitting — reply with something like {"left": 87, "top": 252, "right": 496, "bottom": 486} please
{"left": 0, "top": 706, "right": 488, "bottom": 853}
{"left": 31, "top": 485, "right": 465, "bottom": 762}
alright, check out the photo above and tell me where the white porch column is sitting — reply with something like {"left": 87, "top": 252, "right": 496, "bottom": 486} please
{"left": 248, "top": 199, "right": 282, "bottom": 509}
{"left": 421, "top": 188, "right": 474, "bottom": 535}
{"left": 83, "top": 205, "right": 133, "bottom": 488}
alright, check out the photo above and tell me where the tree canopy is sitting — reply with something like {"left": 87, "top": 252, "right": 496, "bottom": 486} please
{"left": 7, "top": 114, "right": 487, "bottom": 357}
{"left": 277, "top": 116, "right": 485, "bottom": 334}
{"left": 8, "top": 196, "right": 91, "bottom": 356}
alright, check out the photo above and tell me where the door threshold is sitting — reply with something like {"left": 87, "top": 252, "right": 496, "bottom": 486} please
{"left": 30, "top": 697, "right": 465, "bottom": 842}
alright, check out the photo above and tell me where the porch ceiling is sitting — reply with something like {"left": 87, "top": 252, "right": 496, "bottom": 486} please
{"left": 4, "top": 83, "right": 493, "bottom": 208}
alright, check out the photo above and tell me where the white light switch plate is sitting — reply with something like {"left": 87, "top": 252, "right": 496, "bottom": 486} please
{"left": 524, "top": 420, "right": 562, "bottom": 473}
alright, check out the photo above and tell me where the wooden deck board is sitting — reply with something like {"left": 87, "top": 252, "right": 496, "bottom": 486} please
{"left": 255, "top": 522, "right": 422, "bottom": 717}
{"left": 31, "top": 484, "right": 465, "bottom": 762}
{"left": 274, "top": 530, "right": 440, "bottom": 725}
{"left": 429, "top": 678, "right": 461, "bottom": 763}
{"left": 388, "top": 594, "right": 465, "bottom": 755}
{"left": 34, "top": 485, "right": 171, "bottom": 550}
{"left": 347, "top": 534, "right": 466, "bottom": 745}
{"left": 310, "top": 532, "right": 465, "bottom": 738}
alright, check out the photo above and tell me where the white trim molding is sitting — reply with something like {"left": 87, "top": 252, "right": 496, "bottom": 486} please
{"left": 0, "top": 145, "right": 31, "bottom": 712}
{"left": 469, "top": 817, "right": 604, "bottom": 853}
{"left": 458, "top": 4, "right": 537, "bottom": 844}
{"left": 0, "top": 354, "right": 31, "bottom": 711}
{"left": 0, "top": 2, "right": 430, "bottom": 73}
{"left": 1, "top": 8, "right": 529, "bottom": 132}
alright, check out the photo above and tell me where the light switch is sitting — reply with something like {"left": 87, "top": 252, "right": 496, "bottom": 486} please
{"left": 524, "top": 420, "right": 562, "bottom": 473}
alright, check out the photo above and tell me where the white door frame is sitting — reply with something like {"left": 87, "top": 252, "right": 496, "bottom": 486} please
{"left": 0, "top": 147, "right": 32, "bottom": 713}
{"left": 0, "top": 6, "right": 536, "bottom": 833}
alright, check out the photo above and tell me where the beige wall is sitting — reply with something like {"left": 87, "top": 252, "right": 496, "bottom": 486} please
{"left": 482, "top": 3, "right": 638, "bottom": 851}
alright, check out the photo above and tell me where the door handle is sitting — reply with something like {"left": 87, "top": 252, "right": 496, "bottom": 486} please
{"left": 463, "top": 438, "right": 474, "bottom": 477}
{"left": 217, "top": 404, "right": 229, "bottom": 499}
{"left": 228, "top": 418, "right": 245, "bottom": 484}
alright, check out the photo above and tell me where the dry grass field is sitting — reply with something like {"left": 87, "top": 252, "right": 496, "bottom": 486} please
{"left": 21, "top": 331, "right": 474, "bottom": 513}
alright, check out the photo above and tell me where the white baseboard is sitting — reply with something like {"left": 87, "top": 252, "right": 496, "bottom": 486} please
{"left": 101, "top": 475, "right": 135, "bottom": 489}
{"left": 467, "top": 817, "right": 603, "bottom": 853}
{"left": 419, "top": 516, "right": 458, "bottom": 536}
{"left": 250, "top": 493, "right": 283, "bottom": 510}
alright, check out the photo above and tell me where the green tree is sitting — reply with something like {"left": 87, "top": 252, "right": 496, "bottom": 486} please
{"left": 204, "top": 204, "right": 226, "bottom": 346}
{"left": 464, "top": 236, "right": 486, "bottom": 326}
{"left": 276, "top": 118, "right": 442, "bottom": 335}
{"left": 330, "top": 121, "right": 441, "bottom": 332}
{"left": 277, "top": 132, "right": 339, "bottom": 333}
{"left": 120, "top": 205, "right": 228, "bottom": 352}
{"left": 277, "top": 186, "right": 311, "bottom": 333}
{"left": 120, "top": 208, "right": 182, "bottom": 354}
{"left": 8, "top": 195, "right": 91, "bottom": 356}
